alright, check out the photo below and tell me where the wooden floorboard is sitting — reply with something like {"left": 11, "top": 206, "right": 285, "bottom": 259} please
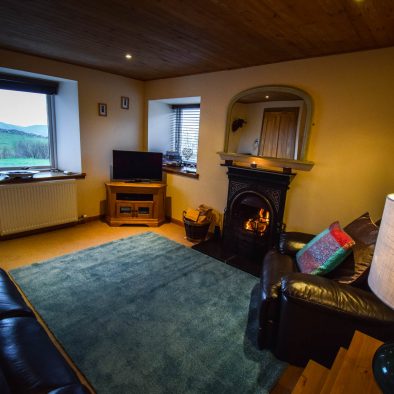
{"left": 271, "top": 365, "right": 304, "bottom": 394}
{"left": 292, "top": 360, "right": 329, "bottom": 394}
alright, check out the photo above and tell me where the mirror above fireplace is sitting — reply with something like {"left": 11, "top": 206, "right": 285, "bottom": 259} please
{"left": 218, "top": 85, "right": 315, "bottom": 172}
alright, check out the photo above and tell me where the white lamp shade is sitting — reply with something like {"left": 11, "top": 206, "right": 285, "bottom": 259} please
{"left": 368, "top": 194, "right": 394, "bottom": 309}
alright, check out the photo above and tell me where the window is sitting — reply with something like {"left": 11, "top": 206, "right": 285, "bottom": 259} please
{"left": 170, "top": 104, "right": 200, "bottom": 166}
{"left": 0, "top": 73, "right": 58, "bottom": 170}
{"left": 147, "top": 97, "right": 201, "bottom": 177}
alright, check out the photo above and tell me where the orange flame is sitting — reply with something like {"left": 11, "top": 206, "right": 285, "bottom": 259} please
{"left": 244, "top": 208, "right": 270, "bottom": 235}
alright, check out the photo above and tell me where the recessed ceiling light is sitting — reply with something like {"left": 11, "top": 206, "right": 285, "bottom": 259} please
{"left": 125, "top": 54, "right": 132, "bottom": 60}
{"left": 265, "top": 95, "right": 270, "bottom": 99}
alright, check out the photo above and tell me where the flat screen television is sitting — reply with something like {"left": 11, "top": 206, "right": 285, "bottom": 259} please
{"left": 112, "top": 150, "right": 163, "bottom": 182}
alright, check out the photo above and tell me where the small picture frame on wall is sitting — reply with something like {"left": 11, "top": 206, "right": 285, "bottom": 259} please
{"left": 98, "top": 103, "right": 107, "bottom": 117}
{"left": 121, "top": 96, "right": 129, "bottom": 110}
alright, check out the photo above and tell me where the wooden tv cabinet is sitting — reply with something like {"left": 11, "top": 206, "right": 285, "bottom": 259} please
{"left": 105, "top": 182, "right": 166, "bottom": 227}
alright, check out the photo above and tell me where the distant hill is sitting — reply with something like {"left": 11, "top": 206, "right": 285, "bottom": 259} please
{"left": 0, "top": 122, "right": 48, "bottom": 137}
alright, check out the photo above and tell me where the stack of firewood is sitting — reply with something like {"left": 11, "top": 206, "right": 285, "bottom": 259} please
{"left": 184, "top": 204, "right": 212, "bottom": 224}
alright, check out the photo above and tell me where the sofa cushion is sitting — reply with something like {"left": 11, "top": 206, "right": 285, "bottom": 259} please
{"left": 344, "top": 212, "right": 379, "bottom": 245}
{"left": 327, "top": 213, "right": 379, "bottom": 286}
{"left": 0, "top": 317, "right": 82, "bottom": 394}
{"left": 0, "top": 269, "right": 33, "bottom": 319}
{"left": 296, "top": 221, "right": 355, "bottom": 275}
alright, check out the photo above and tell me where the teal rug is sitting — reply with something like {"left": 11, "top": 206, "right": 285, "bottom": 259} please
{"left": 10, "top": 232, "right": 286, "bottom": 393}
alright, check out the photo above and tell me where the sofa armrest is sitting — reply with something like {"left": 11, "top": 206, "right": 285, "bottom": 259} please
{"left": 273, "top": 273, "right": 394, "bottom": 367}
{"left": 258, "top": 250, "right": 297, "bottom": 349}
{"left": 0, "top": 269, "right": 33, "bottom": 319}
{"left": 281, "top": 273, "right": 394, "bottom": 321}
{"left": 278, "top": 232, "right": 315, "bottom": 256}
{"left": 0, "top": 317, "right": 88, "bottom": 394}
{"left": 261, "top": 250, "right": 297, "bottom": 301}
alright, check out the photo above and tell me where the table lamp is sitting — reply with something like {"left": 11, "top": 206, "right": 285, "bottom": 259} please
{"left": 368, "top": 193, "right": 394, "bottom": 393}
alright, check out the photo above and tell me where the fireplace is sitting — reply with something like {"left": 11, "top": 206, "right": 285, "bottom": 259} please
{"left": 192, "top": 166, "right": 295, "bottom": 276}
{"left": 222, "top": 166, "right": 294, "bottom": 267}
{"left": 224, "top": 191, "right": 273, "bottom": 261}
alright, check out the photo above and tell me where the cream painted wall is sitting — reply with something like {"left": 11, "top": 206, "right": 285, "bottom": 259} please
{"left": 145, "top": 47, "right": 394, "bottom": 233}
{"left": 0, "top": 49, "right": 144, "bottom": 217}
{"left": 147, "top": 101, "right": 172, "bottom": 152}
{"left": 1, "top": 47, "right": 393, "bottom": 233}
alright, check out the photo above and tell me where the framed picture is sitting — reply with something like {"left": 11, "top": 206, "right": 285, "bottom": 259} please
{"left": 98, "top": 103, "right": 107, "bottom": 117}
{"left": 121, "top": 96, "right": 129, "bottom": 110}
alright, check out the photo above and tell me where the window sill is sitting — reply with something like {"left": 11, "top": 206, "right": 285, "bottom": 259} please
{"left": 0, "top": 170, "right": 86, "bottom": 184}
{"left": 163, "top": 166, "right": 199, "bottom": 179}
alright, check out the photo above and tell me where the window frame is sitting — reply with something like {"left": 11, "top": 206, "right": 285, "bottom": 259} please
{"left": 0, "top": 73, "right": 58, "bottom": 171}
{"left": 170, "top": 103, "right": 200, "bottom": 167}
{"left": 46, "top": 95, "right": 57, "bottom": 169}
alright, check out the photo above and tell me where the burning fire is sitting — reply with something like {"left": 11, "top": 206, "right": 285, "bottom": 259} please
{"left": 244, "top": 208, "right": 270, "bottom": 235}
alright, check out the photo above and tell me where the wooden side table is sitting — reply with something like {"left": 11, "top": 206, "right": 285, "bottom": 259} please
{"left": 292, "top": 330, "right": 382, "bottom": 393}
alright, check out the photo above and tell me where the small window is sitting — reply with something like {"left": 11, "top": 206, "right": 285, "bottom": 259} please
{"left": 170, "top": 105, "right": 200, "bottom": 165}
{"left": 148, "top": 97, "right": 201, "bottom": 177}
{"left": 0, "top": 73, "right": 58, "bottom": 170}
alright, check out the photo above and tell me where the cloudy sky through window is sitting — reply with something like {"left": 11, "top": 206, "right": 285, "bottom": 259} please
{"left": 0, "top": 89, "right": 48, "bottom": 127}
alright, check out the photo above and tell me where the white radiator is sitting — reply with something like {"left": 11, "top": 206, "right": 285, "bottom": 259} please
{"left": 0, "top": 180, "right": 78, "bottom": 236}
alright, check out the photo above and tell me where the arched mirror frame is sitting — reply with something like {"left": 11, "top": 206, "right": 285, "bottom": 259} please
{"left": 221, "top": 85, "right": 314, "bottom": 171}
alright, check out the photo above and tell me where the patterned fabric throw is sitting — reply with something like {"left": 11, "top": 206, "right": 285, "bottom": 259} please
{"left": 296, "top": 221, "right": 355, "bottom": 275}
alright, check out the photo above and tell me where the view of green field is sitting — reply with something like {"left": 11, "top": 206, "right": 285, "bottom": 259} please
{"left": 0, "top": 129, "right": 47, "bottom": 145}
{"left": 0, "top": 129, "right": 50, "bottom": 168}
{"left": 0, "top": 158, "right": 50, "bottom": 167}
{"left": 0, "top": 89, "right": 50, "bottom": 169}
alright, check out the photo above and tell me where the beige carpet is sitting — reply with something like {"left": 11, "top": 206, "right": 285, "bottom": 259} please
{"left": 0, "top": 220, "right": 193, "bottom": 271}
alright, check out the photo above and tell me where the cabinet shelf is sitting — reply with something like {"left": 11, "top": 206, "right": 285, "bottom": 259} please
{"left": 105, "top": 182, "right": 166, "bottom": 227}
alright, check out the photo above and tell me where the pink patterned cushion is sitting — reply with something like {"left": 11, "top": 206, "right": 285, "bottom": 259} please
{"left": 296, "top": 222, "right": 355, "bottom": 275}
{"left": 327, "top": 212, "right": 379, "bottom": 285}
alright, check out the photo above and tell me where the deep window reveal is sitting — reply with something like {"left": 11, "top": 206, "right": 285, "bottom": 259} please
{"left": 0, "top": 73, "right": 58, "bottom": 170}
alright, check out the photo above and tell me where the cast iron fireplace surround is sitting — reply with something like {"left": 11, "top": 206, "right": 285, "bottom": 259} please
{"left": 193, "top": 166, "right": 295, "bottom": 276}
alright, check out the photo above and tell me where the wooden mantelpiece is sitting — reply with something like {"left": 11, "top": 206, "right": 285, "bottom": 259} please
{"left": 217, "top": 152, "right": 314, "bottom": 172}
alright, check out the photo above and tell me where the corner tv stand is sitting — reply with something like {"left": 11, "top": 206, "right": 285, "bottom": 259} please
{"left": 105, "top": 182, "right": 166, "bottom": 227}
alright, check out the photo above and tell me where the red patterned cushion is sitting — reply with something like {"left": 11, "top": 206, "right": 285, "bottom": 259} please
{"left": 296, "top": 222, "right": 355, "bottom": 275}
{"left": 327, "top": 212, "right": 379, "bottom": 286}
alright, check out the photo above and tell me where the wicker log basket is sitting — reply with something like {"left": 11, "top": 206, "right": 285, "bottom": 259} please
{"left": 183, "top": 206, "right": 212, "bottom": 242}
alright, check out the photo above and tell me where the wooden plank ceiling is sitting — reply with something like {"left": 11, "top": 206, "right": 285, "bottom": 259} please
{"left": 0, "top": 0, "right": 393, "bottom": 81}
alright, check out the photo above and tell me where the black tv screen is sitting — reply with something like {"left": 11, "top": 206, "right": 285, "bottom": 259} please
{"left": 112, "top": 150, "right": 163, "bottom": 182}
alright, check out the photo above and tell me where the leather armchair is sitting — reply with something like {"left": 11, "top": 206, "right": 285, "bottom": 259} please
{"left": 258, "top": 232, "right": 394, "bottom": 368}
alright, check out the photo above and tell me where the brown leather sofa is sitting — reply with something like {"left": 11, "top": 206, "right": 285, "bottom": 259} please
{"left": 0, "top": 269, "right": 90, "bottom": 394}
{"left": 258, "top": 229, "right": 394, "bottom": 368}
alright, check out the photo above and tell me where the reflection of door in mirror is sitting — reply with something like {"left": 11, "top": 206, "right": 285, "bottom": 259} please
{"left": 259, "top": 107, "right": 299, "bottom": 159}
{"left": 227, "top": 98, "right": 306, "bottom": 159}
